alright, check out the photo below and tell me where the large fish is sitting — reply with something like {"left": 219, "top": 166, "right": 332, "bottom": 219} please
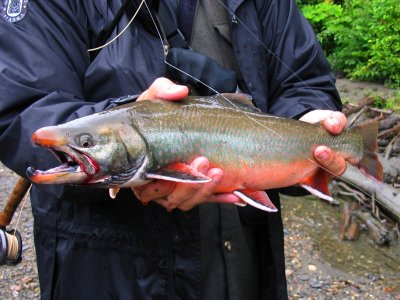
{"left": 26, "top": 94, "right": 382, "bottom": 212}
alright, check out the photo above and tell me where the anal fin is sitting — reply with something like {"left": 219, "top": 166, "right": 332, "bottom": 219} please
{"left": 299, "top": 168, "right": 333, "bottom": 202}
{"left": 233, "top": 189, "right": 278, "bottom": 212}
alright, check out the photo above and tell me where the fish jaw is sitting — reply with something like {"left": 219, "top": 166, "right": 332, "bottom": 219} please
{"left": 26, "top": 164, "right": 88, "bottom": 184}
{"left": 27, "top": 144, "right": 100, "bottom": 185}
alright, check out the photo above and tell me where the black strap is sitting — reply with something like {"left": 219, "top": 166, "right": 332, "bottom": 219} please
{"left": 89, "top": 0, "right": 161, "bottom": 61}
{"left": 89, "top": 0, "right": 130, "bottom": 61}
{"left": 89, "top": 0, "right": 196, "bottom": 60}
{"left": 157, "top": 0, "right": 197, "bottom": 49}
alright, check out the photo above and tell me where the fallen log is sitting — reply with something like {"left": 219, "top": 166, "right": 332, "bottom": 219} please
{"left": 336, "top": 165, "right": 400, "bottom": 223}
{"left": 342, "top": 97, "right": 375, "bottom": 116}
{"left": 378, "top": 123, "right": 400, "bottom": 139}
{"left": 345, "top": 216, "right": 360, "bottom": 241}
{"left": 378, "top": 153, "right": 400, "bottom": 185}
{"left": 379, "top": 115, "right": 400, "bottom": 131}
{"left": 339, "top": 202, "right": 360, "bottom": 241}
{"left": 353, "top": 211, "right": 390, "bottom": 245}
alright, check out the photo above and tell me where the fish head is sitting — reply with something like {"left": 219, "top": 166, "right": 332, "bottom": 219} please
{"left": 27, "top": 114, "right": 148, "bottom": 187}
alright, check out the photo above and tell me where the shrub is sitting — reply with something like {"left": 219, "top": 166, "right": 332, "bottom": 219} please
{"left": 300, "top": 2, "right": 343, "bottom": 56}
{"left": 300, "top": 0, "right": 400, "bottom": 88}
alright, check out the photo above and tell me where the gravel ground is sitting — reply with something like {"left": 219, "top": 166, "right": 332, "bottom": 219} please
{"left": 1, "top": 168, "right": 399, "bottom": 299}
{"left": 0, "top": 79, "right": 399, "bottom": 299}
{"left": 282, "top": 195, "right": 400, "bottom": 300}
{"left": 0, "top": 167, "right": 39, "bottom": 299}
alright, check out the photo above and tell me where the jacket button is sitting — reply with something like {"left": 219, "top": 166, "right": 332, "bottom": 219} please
{"left": 231, "top": 15, "right": 238, "bottom": 25}
{"left": 224, "top": 240, "right": 232, "bottom": 251}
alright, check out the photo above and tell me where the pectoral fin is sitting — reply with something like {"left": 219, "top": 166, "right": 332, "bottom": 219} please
{"left": 233, "top": 189, "right": 278, "bottom": 212}
{"left": 109, "top": 187, "right": 120, "bottom": 199}
{"left": 146, "top": 163, "right": 212, "bottom": 183}
{"left": 299, "top": 169, "right": 333, "bottom": 202}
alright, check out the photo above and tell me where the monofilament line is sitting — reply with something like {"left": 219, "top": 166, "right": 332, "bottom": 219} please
{"left": 86, "top": 0, "right": 377, "bottom": 201}
{"left": 13, "top": 185, "right": 31, "bottom": 245}
{"left": 87, "top": 0, "right": 145, "bottom": 52}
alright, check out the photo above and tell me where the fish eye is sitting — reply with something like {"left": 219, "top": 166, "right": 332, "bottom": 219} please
{"left": 78, "top": 134, "right": 93, "bottom": 148}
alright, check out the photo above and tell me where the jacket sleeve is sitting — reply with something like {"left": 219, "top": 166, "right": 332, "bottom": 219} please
{"left": 0, "top": 2, "right": 118, "bottom": 176}
{"left": 259, "top": 0, "right": 342, "bottom": 118}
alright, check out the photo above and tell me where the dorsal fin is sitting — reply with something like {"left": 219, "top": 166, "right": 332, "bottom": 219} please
{"left": 219, "top": 93, "right": 261, "bottom": 112}
{"left": 217, "top": 93, "right": 262, "bottom": 113}
{"left": 183, "top": 93, "right": 262, "bottom": 113}
{"left": 220, "top": 93, "right": 254, "bottom": 106}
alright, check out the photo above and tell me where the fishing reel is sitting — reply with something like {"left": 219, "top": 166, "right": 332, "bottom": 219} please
{"left": 0, "top": 228, "right": 22, "bottom": 265}
{"left": 0, "top": 176, "right": 31, "bottom": 266}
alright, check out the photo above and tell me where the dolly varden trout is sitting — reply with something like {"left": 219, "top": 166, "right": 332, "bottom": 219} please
{"left": 26, "top": 94, "right": 382, "bottom": 212}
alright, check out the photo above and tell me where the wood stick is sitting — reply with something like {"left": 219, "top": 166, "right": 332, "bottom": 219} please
{"left": 336, "top": 165, "right": 400, "bottom": 223}
{"left": 0, "top": 177, "right": 31, "bottom": 228}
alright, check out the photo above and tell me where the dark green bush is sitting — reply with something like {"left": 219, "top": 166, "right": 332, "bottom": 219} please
{"left": 300, "top": 2, "right": 343, "bottom": 56}
{"left": 299, "top": 0, "right": 400, "bottom": 88}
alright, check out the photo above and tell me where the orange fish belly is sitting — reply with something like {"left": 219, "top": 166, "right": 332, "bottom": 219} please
{"left": 212, "top": 159, "right": 318, "bottom": 193}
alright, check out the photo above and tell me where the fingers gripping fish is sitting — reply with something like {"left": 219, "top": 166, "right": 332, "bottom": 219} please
{"left": 26, "top": 94, "right": 383, "bottom": 212}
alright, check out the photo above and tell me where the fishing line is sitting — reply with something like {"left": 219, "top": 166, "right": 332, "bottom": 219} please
{"left": 144, "top": 1, "right": 381, "bottom": 203}
{"left": 143, "top": 0, "right": 286, "bottom": 140}
{"left": 215, "top": 0, "right": 328, "bottom": 104}
{"left": 0, "top": 183, "right": 31, "bottom": 264}
{"left": 86, "top": 0, "right": 377, "bottom": 202}
{"left": 3, "top": 231, "right": 18, "bottom": 259}
{"left": 87, "top": 0, "right": 146, "bottom": 52}
{"left": 144, "top": 3, "right": 332, "bottom": 162}
{"left": 13, "top": 184, "right": 31, "bottom": 242}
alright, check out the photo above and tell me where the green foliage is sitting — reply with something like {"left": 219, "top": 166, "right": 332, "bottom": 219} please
{"left": 388, "top": 91, "right": 400, "bottom": 111}
{"left": 372, "top": 96, "right": 389, "bottom": 109}
{"left": 371, "top": 94, "right": 400, "bottom": 111}
{"left": 299, "top": 0, "right": 400, "bottom": 88}
{"left": 300, "top": 2, "right": 343, "bottom": 56}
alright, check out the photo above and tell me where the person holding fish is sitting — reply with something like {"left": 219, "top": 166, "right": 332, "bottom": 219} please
{"left": 0, "top": 0, "right": 353, "bottom": 299}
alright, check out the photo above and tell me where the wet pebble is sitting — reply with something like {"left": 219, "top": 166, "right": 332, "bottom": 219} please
{"left": 299, "top": 274, "right": 309, "bottom": 281}
{"left": 307, "top": 264, "right": 317, "bottom": 271}
{"left": 368, "top": 274, "right": 379, "bottom": 282}
{"left": 285, "top": 269, "right": 294, "bottom": 277}
{"left": 310, "top": 278, "right": 323, "bottom": 289}
{"left": 10, "top": 284, "right": 22, "bottom": 292}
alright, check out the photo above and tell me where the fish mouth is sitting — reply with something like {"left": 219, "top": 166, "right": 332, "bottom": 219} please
{"left": 27, "top": 146, "right": 99, "bottom": 185}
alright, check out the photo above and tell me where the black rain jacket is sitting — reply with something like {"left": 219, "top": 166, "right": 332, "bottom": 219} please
{"left": 0, "top": 0, "right": 341, "bottom": 299}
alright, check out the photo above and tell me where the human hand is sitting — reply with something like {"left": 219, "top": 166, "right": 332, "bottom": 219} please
{"left": 132, "top": 78, "right": 240, "bottom": 211}
{"left": 137, "top": 77, "right": 189, "bottom": 101}
{"left": 133, "top": 157, "right": 239, "bottom": 211}
{"left": 300, "top": 110, "right": 348, "bottom": 176}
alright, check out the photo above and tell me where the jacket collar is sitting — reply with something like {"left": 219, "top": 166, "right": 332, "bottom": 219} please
{"left": 226, "top": 0, "right": 245, "bottom": 13}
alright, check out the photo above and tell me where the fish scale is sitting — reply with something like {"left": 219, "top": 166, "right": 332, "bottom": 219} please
{"left": 26, "top": 94, "right": 382, "bottom": 212}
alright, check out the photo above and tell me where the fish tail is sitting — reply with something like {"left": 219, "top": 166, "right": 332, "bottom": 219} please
{"left": 354, "top": 120, "right": 383, "bottom": 181}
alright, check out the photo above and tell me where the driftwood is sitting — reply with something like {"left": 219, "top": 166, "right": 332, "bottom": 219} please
{"left": 337, "top": 165, "right": 400, "bottom": 222}
{"left": 342, "top": 96, "right": 375, "bottom": 116}
{"left": 353, "top": 211, "right": 391, "bottom": 245}
{"left": 335, "top": 98, "right": 400, "bottom": 245}
{"left": 379, "top": 115, "right": 400, "bottom": 131}
{"left": 339, "top": 202, "right": 360, "bottom": 241}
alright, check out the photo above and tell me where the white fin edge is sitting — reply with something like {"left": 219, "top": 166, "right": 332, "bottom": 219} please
{"left": 233, "top": 191, "right": 278, "bottom": 212}
{"left": 301, "top": 184, "right": 333, "bottom": 203}
{"left": 146, "top": 173, "right": 212, "bottom": 183}
{"left": 109, "top": 187, "right": 120, "bottom": 199}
